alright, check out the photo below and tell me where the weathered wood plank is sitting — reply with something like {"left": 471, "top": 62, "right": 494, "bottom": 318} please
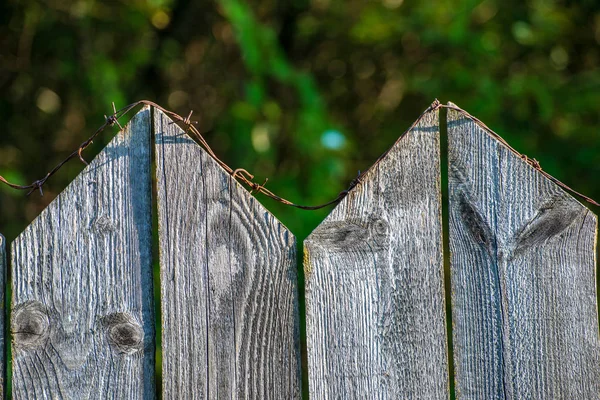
{"left": 154, "top": 108, "right": 301, "bottom": 399}
{"left": 0, "top": 234, "right": 5, "bottom": 398}
{"left": 448, "top": 104, "right": 600, "bottom": 399}
{"left": 305, "top": 108, "right": 449, "bottom": 399}
{"left": 11, "top": 107, "right": 155, "bottom": 399}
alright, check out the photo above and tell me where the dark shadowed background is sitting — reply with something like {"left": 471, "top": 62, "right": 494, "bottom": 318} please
{"left": 1, "top": 0, "right": 599, "bottom": 398}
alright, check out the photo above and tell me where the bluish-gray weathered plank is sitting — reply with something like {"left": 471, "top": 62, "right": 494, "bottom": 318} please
{"left": 448, "top": 104, "right": 600, "bottom": 399}
{"left": 305, "top": 108, "right": 449, "bottom": 399}
{"left": 11, "top": 107, "right": 155, "bottom": 399}
{"left": 154, "top": 108, "right": 301, "bottom": 399}
{"left": 0, "top": 234, "right": 5, "bottom": 398}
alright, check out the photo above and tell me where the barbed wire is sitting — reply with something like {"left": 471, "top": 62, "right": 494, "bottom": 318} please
{"left": 0, "top": 99, "right": 597, "bottom": 208}
{"left": 439, "top": 100, "right": 600, "bottom": 207}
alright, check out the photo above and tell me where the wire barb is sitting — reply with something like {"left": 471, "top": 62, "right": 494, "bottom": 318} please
{"left": 183, "top": 110, "right": 198, "bottom": 127}
{"left": 77, "top": 147, "right": 89, "bottom": 166}
{"left": 104, "top": 102, "right": 123, "bottom": 130}
{"left": 232, "top": 168, "right": 255, "bottom": 181}
{"left": 26, "top": 173, "right": 50, "bottom": 196}
{"left": 348, "top": 170, "right": 364, "bottom": 188}
{"left": 521, "top": 155, "right": 542, "bottom": 170}
{"left": 250, "top": 178, "right": 268, "bottom": 194}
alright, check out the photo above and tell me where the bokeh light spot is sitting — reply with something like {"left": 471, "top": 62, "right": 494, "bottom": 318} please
{"left": 378, "top": 78, "right": 404, "bottom": 111}
{"left": 550, "top": 46, "right": 569, "bottom": 70}
{"left": 321, "top": 130, "right": 346, "bottom": 150}
{"left": 185, "top": 40, "right": 207, "bottom": 65}
{"left": 152, "top": 10, "right": 171, "bottom": 30}
{"left": 252, "top": 123, "right": 271, "bottom": 153}
{"left": 382, "top": 0, "right": 404, "bottom": 9}
{"left": 168, "top": 91, "right": 189, "bottom": 109}
{"left": 36, "top": 88, "right": 61, "bottom": 114}
{"left": 512, "top": 21, "right": 534, "bottom": 45}
{"left": 354, "top": 58, "right": 376, "bottom": 79}
{"left": 472, "top": 0, "right": 498, "bottom": 24}
{"left": 328, "top": 59, "right": 347, "bottom": 79}
{"left": 65, "top": 110, "right": 85, "bottom": 132}
{"left": 482, "top": 31, "right": 500, "bottom": 52}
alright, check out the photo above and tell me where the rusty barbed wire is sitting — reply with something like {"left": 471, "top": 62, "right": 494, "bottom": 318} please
{"left": 440, "top": 101, "right": 600, "bottom": 207}
{"left": 0, "top": 99, "right": 597, "bottom": 209}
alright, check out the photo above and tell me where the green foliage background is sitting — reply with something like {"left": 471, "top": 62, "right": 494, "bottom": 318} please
{"left": 1, "top": 0, "right": 599, "bottom": 397}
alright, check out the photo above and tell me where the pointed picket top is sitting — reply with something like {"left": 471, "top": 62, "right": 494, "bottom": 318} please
{"left": 153, "top": 108, "right": 301, "bottom": 399}
{"left": 305, "top": 107, "right": 449, "bottom": 399}
{"left": 447, "top": 102, "right": 600, "bottom": 399}
{"left": 11, "top": 107, "right": 155, "bottom": 398}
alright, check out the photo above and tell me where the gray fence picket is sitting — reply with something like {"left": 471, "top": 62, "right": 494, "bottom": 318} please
{"left": 5, "top": 100, "right": 600, "bottom": 399}
{"left": 448, "top": 104, "right": 600, "bottom": 399}
{"left": 154, "top": 108, "right": 301, "bottom": 399}
{"left": 305, "top": 108, "right": 449, "bottom": 399}
{"left": 10, "top": 107, "right": 155, "bottom": 398}
{"left": 0, "top": 235, "right": 5, "bottom": 398}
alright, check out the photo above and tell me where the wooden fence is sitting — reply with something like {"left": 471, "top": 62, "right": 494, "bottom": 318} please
{"left": 0, "top": 103, "right": 598, "bottom": 399}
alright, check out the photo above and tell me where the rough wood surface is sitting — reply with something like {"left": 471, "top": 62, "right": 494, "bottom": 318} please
{"left": 305, "top": 109, "right": 449, "bottom": 399}
{"left": 154, "top": 108, "right": 301, "bottom": 399}
{"left": 0, "top": 235, "right": 5, "bottom": 398}
{"left": 448, "top": 105, "right": 600, "bottom": 399}
{"left": 11, "top": 108, "right": 155, "bottom": 399}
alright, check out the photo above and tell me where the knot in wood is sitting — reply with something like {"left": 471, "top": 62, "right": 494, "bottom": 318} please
{"left": 103, "top": 312, "right": 143, "bottom": 354}
{"left": 12, "top": 301, "right": 50, "bottom": 349}
{"left": 372, "top": 218, "right": 389, "bottom": 236}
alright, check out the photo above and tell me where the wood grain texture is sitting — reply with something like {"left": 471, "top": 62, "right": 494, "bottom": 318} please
{"left": 305, "top": 109, "right": 449, "bottom": 399}
{"left": 11, "top": 108, "right": 155, "bottom": 399}
{"left": 154, "top": 108, "right": 301, "bottom": 399}
{"left": 0, "top": 235, "right": 5, "bottom": 398}
{"left": 448, "top": 105, "right": 600, "bottom": 400}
